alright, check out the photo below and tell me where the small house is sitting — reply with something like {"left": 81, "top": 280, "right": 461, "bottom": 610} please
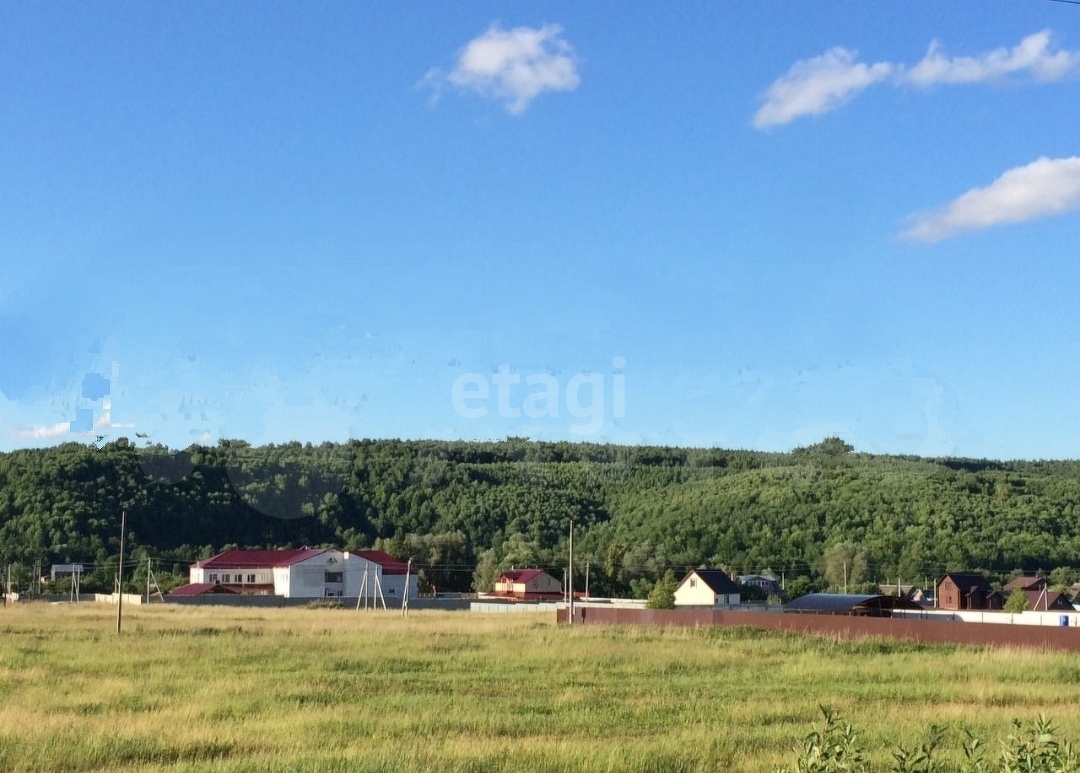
{"left": 1004, "top": 576, "right": 1048, "bottom": 593}
{"left": 738, "top": 574, "right": 781, "bottom": 596}
{"left": 1019, "top": 588, "right": 1074, "bottom": 612}
{"left": 936, "top": 572, "right": 1004, "bottom": 611}
{"left": 493, "top": 569, "right": 563, "bottom": 600}
{"left": 877, "top": 584, "right": 929, "bottom": 604}
{"left": 674, "top": 569, "right": 741, "bottom": 608}
{"left": 50, "top": 564, "right": 84, "bottom": 582}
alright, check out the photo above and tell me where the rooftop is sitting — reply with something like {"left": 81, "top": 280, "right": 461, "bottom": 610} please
{"left": 351, "top": 550, "right": 410, "bottom": 575}
{"left": 195, "top": 548, "right": 327, "bottom": 569}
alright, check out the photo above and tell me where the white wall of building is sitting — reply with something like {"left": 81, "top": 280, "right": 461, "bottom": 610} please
{"left": 276, "top": 550, "right": 347, "bottom": 598}
{"left": 190, "top": 566, "right": 273, "bottom": 586}
{"left": 190, "top": 550, "right": 418, "bottom": 600}
{"left": 674, "top": 572, "right": 740, "bottom": 607}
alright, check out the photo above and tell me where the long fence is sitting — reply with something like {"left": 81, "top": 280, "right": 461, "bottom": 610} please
{"left": 558, "top": 607, "right": 1080, "bottom": 652}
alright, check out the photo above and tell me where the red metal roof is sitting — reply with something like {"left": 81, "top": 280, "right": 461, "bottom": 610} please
{"left": 1005, "top": 576, "right": 1047, "bottom": 591}
{"left": 1022, "top": 589, "right": 1074, "bottom": 611}
{"left": 195, "top": 548, "right": 326, "bottom": 569}
{"left": 169, "top": 582, "right": 239, "bottom": 596}
{"left": 499, "top": 569, "right": 547, "bottom": 583}
{"left": 351, "top": 550, "right": 409, "bottom": 575}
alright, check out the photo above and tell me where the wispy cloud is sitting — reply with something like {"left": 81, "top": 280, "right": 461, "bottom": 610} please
{"left": 14, "top": 422, "right": 70, "bottom": 440}
{"left": 753, "top": 48, "right": 893, "bottom": 129}
{"left": 904, "top": 30, "right": 1079, "bottom": 86}
{"left": 755, "top": 30, "right": 1079, "bottom": 128}
{"left": 422, "top": 24, "right": 579, "bottom": 115}
{"left": 900, "top": 156, "right": 1080, "bottom": 243}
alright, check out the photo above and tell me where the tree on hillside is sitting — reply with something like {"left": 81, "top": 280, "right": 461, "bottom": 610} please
{"left": 792, "top": 437, "right": 854, "bottom": 464}
{"left": 822, "top": 542, "right": 868, "bottom": 592}
{"left": 646, "top": 570, "right": 677, "bottom": 609}
{"left": 472, "top": 549, "right": 500, "bottom": 593}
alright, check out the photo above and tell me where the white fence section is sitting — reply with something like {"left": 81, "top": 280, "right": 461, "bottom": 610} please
{"left": 92, "top": 593, "right": 145, "bottom": 605}
{"left": 893, "top": 608, "right": 1080, "bottom": 627}
{"left": 471, "top": 602, "right": 561, "bottom": 614}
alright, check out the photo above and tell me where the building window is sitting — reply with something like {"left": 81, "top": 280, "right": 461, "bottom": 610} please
{"left": 234, "top": 574, "right": 242, "bottom": 583}
{"left": 209, "top": 574, "right": 218, "bottom": 583}
{"left": 246, "top": 574, "right": 255, "bottom": 583}
{"left": 690, "top": 578, "right": 697, "bottom": 588}
{"left": 325, "top": 572, "right": 343, "bottom": 583}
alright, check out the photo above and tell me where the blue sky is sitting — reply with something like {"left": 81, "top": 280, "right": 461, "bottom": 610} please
{"left": 2, "top": 2, "right": 1080, "bottom": 459}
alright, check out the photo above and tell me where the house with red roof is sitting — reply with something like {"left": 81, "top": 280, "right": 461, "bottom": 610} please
{"left": 493, "top": 569, "right": 563, "bottom": 600}
{"left": 171, "top": 548, "right": 417, "bottom": 600}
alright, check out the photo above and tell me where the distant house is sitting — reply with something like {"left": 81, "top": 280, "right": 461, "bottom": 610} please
{"left": 738, "top": 574, "right": 781, "bottom": 596}
{"left": 50, "top": 564, "right": 84, "bottom": 582}
{"left": 1018, "top": 588, "right": 1074, "bottom": 612}
{"left": 936, "top": 573, "right": 1004, "bottom": 611}
{"left": 674, "top": 569, "right": 741, "bottom": 608}
{"left": 172, "top": 548, "right": 417, "bottom": 600}
{"left": 493, "top": 569, "right": 563, "bottom": 600}
{"left": 877, "top": 584, "right": 929, "bottom": 604}
{"left": 1004, "top": 576, "right": 1048, "bottom": 593}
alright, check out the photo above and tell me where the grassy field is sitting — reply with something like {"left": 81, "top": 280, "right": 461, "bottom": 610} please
{"left": 2, "top": 604, "right": 1080, "bottom": 772}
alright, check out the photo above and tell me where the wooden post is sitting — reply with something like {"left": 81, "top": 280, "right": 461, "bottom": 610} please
{"left": 568, "top": 519, "right": 574, "bottom": 626}
{"left": 116, "top": 510, "right": 126, "bottom": 635}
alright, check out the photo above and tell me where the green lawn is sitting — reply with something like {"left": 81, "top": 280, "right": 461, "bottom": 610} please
{"left": 1, "top": 604, "right": 1078, "bottom": 772}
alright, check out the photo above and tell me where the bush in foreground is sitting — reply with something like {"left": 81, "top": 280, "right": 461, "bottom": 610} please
{"left": 777, "top": 707, "right": 1079, "bottom": 773}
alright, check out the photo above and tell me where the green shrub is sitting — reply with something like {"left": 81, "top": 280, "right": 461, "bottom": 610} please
{"left": 1004, "top": 592, "right": 1029, "bottom": 614}
{"left": 777, "top": 708, "right": 1079, "bottom": 773}
{"left": 646, "top": 570, "right": 677, "bottom": 609}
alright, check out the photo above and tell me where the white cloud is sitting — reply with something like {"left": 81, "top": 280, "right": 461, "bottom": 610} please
{"left": 423, "top": 24, "right": 579, "bottom": 115}
{"left": 756, "top": 31, "right": 1079, "bottom": 128}
{"left": 900, "top": 157, "right": 1080, "bottom": 242}
{"left": 14, "top": 422, "right": 71, "bottom": 440}
{"left": 753, "top": 48, "right": 893, "bottom": 128}
{"left": 904, "top": 30, "right": 1079, "bottom": 86}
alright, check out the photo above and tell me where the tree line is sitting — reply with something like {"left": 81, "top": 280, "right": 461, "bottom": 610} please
{"left": 2, "top": 436, "right": 1079, "bottom": 597}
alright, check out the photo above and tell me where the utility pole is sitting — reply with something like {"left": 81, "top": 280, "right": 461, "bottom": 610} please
{"left": 356, "top": 564, "right": 369, "bottom": 611}
{"left": 116, "top": 510, "right": 126, "bottom": 635}
{"left": 147, "top": 556, "right": 151, "bottom": 604}
{"left": 401, "top": 559, "right": 411, "bottom": 617}
{"left": 584, "top": 560, "right": 590, "bottom": 601}
{"left": 843, "top": 561, "right": 848, "bottom": 595}
{"left": 568, "top": 519, "right": 574, "bottom": 626}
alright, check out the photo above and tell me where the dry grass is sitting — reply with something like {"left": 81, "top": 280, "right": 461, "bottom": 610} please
{"left": 1, "top": 604, "right": 1078, "bottom": 772}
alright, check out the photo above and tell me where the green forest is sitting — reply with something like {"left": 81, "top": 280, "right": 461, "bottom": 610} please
{"left": 2, "top": 436, "right": 1080, "bottom": 597}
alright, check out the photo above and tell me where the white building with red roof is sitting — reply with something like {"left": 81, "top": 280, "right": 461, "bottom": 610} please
{"left": 175, "top": 548, "right": 417, "bottom": 600}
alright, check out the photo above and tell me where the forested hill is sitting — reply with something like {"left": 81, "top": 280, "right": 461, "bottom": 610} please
{"left": 2, "top": 436, "right": 1080, "bottom": 595}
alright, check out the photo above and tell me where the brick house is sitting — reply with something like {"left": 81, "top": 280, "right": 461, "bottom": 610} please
{"left": 936, "top": 572, "right": 1004, "bottom": 611}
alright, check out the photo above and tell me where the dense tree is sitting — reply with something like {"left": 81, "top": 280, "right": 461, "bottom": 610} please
{"left": 2, "top": 437, "right": 1080, "bottom": 596}
{"left": 646, "top": 570, "right": 677, "bottom": 609}
{"left": 1004, "top": 590, "right": 1029, "bottom": 613}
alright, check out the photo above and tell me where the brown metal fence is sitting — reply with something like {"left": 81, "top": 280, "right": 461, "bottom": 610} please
{"left": 558, "top": 607, "right": 1080, "bottom": 652}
